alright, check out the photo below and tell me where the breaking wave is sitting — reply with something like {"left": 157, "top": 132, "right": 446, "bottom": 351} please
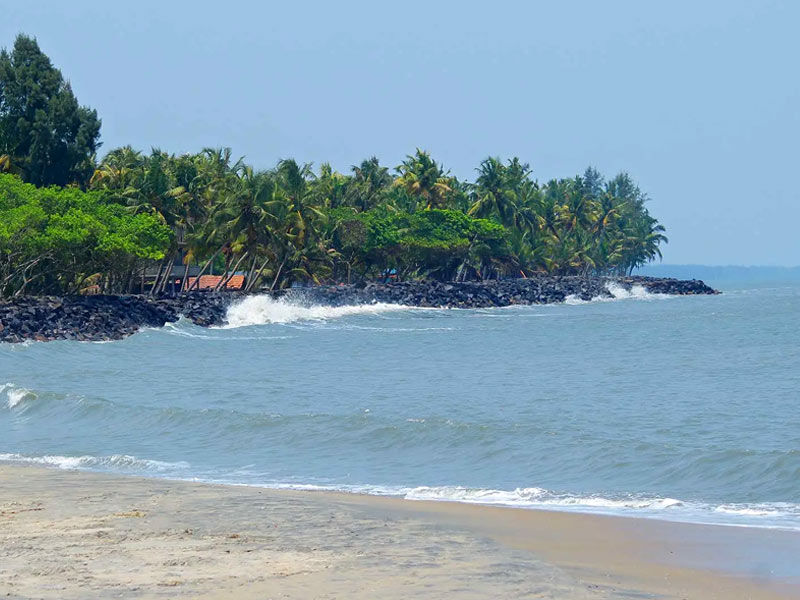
{"left": 224, "top": 283, "right": 668, "bottom": 327}
{"left": 0, "top": 452, "right": 189, "bottom": 473}
{"left": 605, "top": 282, "right": 660, "bottom": 300}
{"left": 403, "top": 485, "right": 682, "bottom": 510}
{"left": 1, "top": 383, "right": 37, "bottom": 409}
{"left": 564, "top": 283, "right": 663, "bottom": 305}
{"left": 222, "top": 295, "right": 410, "bottom": 327}
{"left": 399, "top": 487, "right": 800, "bottom": 530}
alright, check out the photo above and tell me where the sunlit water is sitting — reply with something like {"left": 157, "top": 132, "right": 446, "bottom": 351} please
{"left": 2, "top": 280, "right": 799, "bottom": 530}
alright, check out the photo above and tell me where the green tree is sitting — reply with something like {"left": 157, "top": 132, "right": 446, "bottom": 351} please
{"left": 394, "top": 150, "right": 453, "bottom": 211}
{"left": 0, "top": 35, "right": 101, "bottom": 187}
{"left": 0, "top": 173, "right": 170, "bottom": 296}
{"left": 348, "top": 157, "right": 392, "bottom": 212}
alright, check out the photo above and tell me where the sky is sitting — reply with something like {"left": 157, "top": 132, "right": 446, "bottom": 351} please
{"left": 3, "top": 1, "right": 798, "bottom": 265}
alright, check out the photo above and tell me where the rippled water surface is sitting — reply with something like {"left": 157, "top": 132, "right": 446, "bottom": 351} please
{"left": 2, "top": 281, "right": 799, "bottom": 529}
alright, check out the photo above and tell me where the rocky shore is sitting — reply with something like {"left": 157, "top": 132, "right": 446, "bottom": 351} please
{"left": 0, "top": 276, "right": 717, "bottom": 343}
{"left": 0, "top": 294, "right": 233, "bottom": 343}
{"left": 300, "top": 275, "right": 718, "bottom": 308}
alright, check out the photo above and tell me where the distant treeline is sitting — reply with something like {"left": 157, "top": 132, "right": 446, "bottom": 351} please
{"left": 0, "top": 34, "right": 666, "bottom": 297}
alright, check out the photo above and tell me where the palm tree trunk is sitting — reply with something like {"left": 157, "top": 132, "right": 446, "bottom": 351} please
{"left": 455, "top": 234, "right": 479, "bottom": 282}
{"left": 244, "top": 254, "right": 258, "bottom": 291}
{"left": 217, "top": 251, "right": 249, "bottom": 291}
{"left": 180, "top": 259, "right": 191, "bottom": 292}
{"left": 154, "top": 251, "right": 176, "bottom": 295}
{"left": 186, "top": 246, "right": 225, "bottom": 292}
{"left": 213, "top": 255, "right": 232, "bottom": 292}
{"left": 213, "top": 254, "right": 233, "bottom": 291}
{"left": 157, "top": 253, "right": 176, "bottom": 295}
{"left": 246, "top": 256, "right": 272, "bottom": 292}
{"left": 269, "top": 257, "right": 287, "bottom": 291}
{"left": 149, "top": 255, "right": 168, "bottom": 296}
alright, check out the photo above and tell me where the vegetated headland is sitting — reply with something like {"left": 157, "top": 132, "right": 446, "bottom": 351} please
{"left": 0, "top": 34, "right": 717, "bottom": 343}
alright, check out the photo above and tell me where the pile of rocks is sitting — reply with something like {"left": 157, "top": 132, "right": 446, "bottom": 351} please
{"left": 298, "top": 275, "right": 719, "bottom": 308}
{"left": 0, "top": 276, "right": 717, "bottom": 343}
{"left": 0, "top": 293, "right": 236, "bottom": 343}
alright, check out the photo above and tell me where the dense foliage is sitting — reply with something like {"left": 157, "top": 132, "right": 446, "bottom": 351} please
{"left": 0, "top": 34, "right": 667, "bottom": 297}
{"left": 0, "top": 35, "right": 101, "bottom": 187}
{"left": 78, "top": 147, "right": 665, "bottom": 293}
{"left": 0, "top": 174, "right": 171, "bottom": 296}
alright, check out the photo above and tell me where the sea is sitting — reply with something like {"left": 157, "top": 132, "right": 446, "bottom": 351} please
{"left": 2, "top": 267, "right": 799, "bottom": 531}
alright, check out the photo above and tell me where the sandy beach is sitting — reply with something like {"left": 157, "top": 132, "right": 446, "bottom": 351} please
{"left": 1, "top": 465, "right": 797, "bottom": 599}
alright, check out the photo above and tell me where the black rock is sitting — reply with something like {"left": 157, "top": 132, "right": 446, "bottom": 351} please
{"left": 0, "top": 276, "right": 719, "bottom": 343}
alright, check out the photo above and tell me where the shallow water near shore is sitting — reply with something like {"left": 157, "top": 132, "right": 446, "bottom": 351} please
{"left": 1, "top": 279, "right": 799, "bottom": 534}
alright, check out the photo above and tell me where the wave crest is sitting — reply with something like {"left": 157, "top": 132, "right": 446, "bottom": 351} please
{"left": 0, "top": 452, "right": 189, "bottom": 472}
{"left": 564, "top": 283, "right": 661, "bottom": 305}
{"left": 403, "top": 485, "right": 683, "bottom": 510}
{"left": 1, "top": 383, "right": 37, "bottom": 409}
{"left": 223, "top": 295, "right": 409, "bottom": 327}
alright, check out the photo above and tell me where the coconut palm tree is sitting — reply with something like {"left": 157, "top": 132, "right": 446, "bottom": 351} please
{"left": 349, "top": 157, "right": 392, "bottom": 212}
{"left": 262, "top": 159, "right": 328, "bottom": 289}
{"left": 209, "top": 167, "right": 278, "bottom": 290}
{"left": 468, "top": 157, "right": 536, "bottom": 229}
{"left": 394, "top": 150, "right": 452, "bottom": 210}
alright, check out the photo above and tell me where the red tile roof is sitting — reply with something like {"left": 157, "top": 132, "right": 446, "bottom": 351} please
{"left": 187, "top": 275, "right": 245, "bottom": 290}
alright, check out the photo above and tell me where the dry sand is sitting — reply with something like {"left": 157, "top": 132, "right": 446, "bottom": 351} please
{"left": 1, "top": 464, "right": 797, "bottom": 599}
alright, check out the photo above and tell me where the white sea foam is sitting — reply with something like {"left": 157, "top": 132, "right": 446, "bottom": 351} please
{"left": 0, "top": 452, "right": 189, "bottom": 472}
{"left": 222, "top": 295, "right": 410, "bottom": 327}
{"left": 712, "top": 504, "right": 799, "bottom": 518}
{"left": 403, "top": 485, "right": 683, "bottom": 510}
{"left": 564, "top": 283, "right": 663, "bottom": 305}
{"left": 605, "top": 282, "right": 658, "bottom": 300}
{"left": 1, "top": 383, "right": 36, "bottom": 409}
{"left": 162, "top": 321, "right": 296, "bottom": 340}
{"left": 2, "top": 450, "right": 798, "bottom": 530}
{"left": 223, "top": 281, "right": 668, "bottom": 325}
{"left": 224, "top": 481, "right": 800, "bottom": 530}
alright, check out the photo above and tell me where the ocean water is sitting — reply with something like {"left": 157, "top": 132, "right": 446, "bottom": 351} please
{"left": 1, "top": 280, "right": 799, "bottom": 530}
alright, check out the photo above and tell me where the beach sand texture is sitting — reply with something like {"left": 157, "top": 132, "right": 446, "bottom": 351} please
{"left": 1, "top": 465, "right": 796, "bottom": 599}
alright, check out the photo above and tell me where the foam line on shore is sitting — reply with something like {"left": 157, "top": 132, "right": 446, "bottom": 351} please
{"left": 0, "top": 452, "right": 189, "bottom": 472}
{"left": 2, "top": 451, "right": 798, "bottom": 531}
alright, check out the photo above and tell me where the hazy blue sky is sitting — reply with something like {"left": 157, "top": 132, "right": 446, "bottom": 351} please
{"left": 4, "top": 1, "right": 798, "bottom": 265}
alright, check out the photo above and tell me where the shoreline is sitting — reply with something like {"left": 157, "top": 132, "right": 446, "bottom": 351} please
{"left": 0, "top": 275, "right": 718, "bottom": 343}
{"left": 2, "top": 464, "right": 797, "bottom": 599}
{"left": 4, "top": 454, "right": 796, "bottom": 533}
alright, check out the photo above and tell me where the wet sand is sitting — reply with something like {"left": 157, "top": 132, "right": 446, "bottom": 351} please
{"left": 1, "top": 465, "right": 797, "bottom": 599}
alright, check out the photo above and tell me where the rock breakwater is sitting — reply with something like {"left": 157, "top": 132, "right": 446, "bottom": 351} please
{"left": 299, "top": 275, "right": 718, "bottom": 308}
{"left": 0, "top": 294, "right": 235, "bottom": 343}
{"left": 0, "top": 276, "right": 717, "bottom": 343}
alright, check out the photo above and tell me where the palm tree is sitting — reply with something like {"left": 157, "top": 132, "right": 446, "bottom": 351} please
{"left": 469, "top": 157, "right": 529, "bottom": 228}
{"left": 620, "top": 217, "right": 668, "bottom": 274}
{"left": 311, "top": 163, "right": 351, "bottom": 210}
{"left": 349, "top": 157, "right": 392, "bottom": 212}
{"left": 183, "top": 151, "right": 246, "bottom": 292}
{"left": 209, "top": 167, "right": 278, "bottom": 290}
{"left": 394, "top": 150, "right": 452, "bottom": 210}
{"left": 263, "top": 159, "right": 328, "bottom": 289}
{"left": 90, "top": 146, "right": 145, "bottom": 204}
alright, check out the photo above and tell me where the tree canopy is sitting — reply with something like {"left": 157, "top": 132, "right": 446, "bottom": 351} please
{"left": 0, "top": 34, "right": 101, "bottom": 187}
{"left": 0, "top": 173, "right": 171, "bottom": 296}
{"left": 0, "top": 34, "right": 668, "bottom": 297}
